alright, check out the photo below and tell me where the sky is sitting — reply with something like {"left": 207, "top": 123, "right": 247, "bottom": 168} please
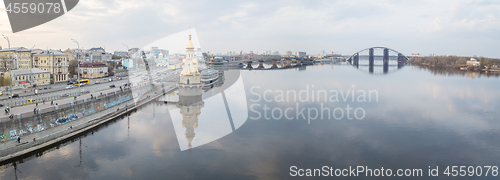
{"left": 0, "top": 0, "right": 499, "bottom": 57}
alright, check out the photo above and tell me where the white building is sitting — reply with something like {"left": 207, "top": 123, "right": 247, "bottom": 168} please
{"left": 296, "top": 51, "right": 306, "bottom": 58}
{"left": 79, "top": 62, "right": 108, "bottom": 79}
{"left": 467, "top": 58, "right": 480, "bottom": 67}
{"left": 6, "top": 68, "right": 50, "bottom": 89}
{"left": 177, "top": 31, "right": 202, "bottom": 97}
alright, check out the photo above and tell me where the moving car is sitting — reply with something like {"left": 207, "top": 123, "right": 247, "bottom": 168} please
{"left": 66, "top": 85, "right": 74, "bottom": 89}
{"left": 27, "top": 99, "right": 36, "bottom": 103}
{"left": 11, "top": 94, "right": 19, "bottom": 98}
{"left": 95, "top": 81, "right": 100, "bottom": 84}
{"left": 109, "top": 84, "right": 115, "bottom": 88}
{"left": 67, "top": 81, "right": 73, "bottom": 85}
{"left": 0, "top": 91, "right": 3, "bottom": 96}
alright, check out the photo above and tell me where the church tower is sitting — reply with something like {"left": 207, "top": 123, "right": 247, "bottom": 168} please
{"left": 179, "top": 31, "right": 201, "bottom": 85}
{"left": 178, "top": 30, "right": 203, "bottom": 96}
{"left": 177, "top": 29, "right": 205, "bottom": 149}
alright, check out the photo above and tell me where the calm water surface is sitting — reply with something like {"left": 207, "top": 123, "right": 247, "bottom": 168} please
{"left": 0, "top": 64, "right": 499, "bottom": 179}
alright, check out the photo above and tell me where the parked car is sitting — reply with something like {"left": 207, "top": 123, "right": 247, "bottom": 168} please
{"left": 95, "top": 81, "right": 100, "bottom": 84}
{"left": 0, "top": 91, "right": 3, "bottom": 96}
{"left": 11, "top": 94, "right": 19, "bottom": 98}
{"left": 38, "top": 87, "right": 42, "bottom": 90}
{"left": 44, "top": 86, "right": 47, "bottom": 89}
{"left": 108, "top": 78, "right": 113, "bottom": 82}
{"left": 0, "top": 104, "right": 3, "bottom": 107}
{"left": 109, "top": 84, "right": 115, "bottom": 88}
{"left": 27, "top": 99, "right": 36, "bottom": 103}
{"left": 66, "top": 85, "right": 74, "bottom": 89}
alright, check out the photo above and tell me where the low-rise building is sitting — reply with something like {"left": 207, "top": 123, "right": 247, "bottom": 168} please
{"left": 121, "top": 59, "right": 134, "bottom": 69}
{"left": 467, "top": 58, "right": 480, "bottom": 67}
{"left": 79, "top": 62, "right": 108, "bottom": 79}
{"left": 5, "top": 68, "right": 50, "bottom": 89}
{"left": 33, "top": 50, "right": 69, "bottom": 83}
{"left": 114, "top": 51, "right": 127, "bottom": 56}
{"left": 16, "top": 49, "right": 34, "bottom": 69}
{"left": 296, "top": 51, "right": 307, "bottom": 58}
{"left": 90, "top": 47, "right": 112, "bottom": 62}
{"left": 0, "top": 47, "right": 25, "bottom": 72}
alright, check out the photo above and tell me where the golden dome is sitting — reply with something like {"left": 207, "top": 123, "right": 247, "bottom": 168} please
{"left": 186, "top": 31, "right": 194, "bottom": 51}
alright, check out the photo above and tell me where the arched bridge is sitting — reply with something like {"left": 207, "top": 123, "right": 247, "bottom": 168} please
{"left": 347, "top": 47, "right": 409, "bottom": 73}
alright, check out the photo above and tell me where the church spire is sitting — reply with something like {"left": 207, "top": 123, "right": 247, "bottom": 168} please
{"left": 185, "top": 29, "right": 194, "bottom": 51}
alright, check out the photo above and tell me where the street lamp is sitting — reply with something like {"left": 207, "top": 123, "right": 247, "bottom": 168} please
{"left": 71, "top": 38, "right": 80, "bottom": 95}
{"left": 30, "top": 45, "right": 35, "bottom": 88}
{"left": 2, "top": 35, "right": 13, "bottom": 107}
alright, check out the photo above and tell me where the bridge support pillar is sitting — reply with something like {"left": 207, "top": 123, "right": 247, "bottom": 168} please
{"left": 369, "top": 48, "right": 374, "bottom": 73}
{"left": 353, "top": 53, "right": 359, "bottom": 68}
{"left": 258, "top": 61, "right": 264, "bottom": 69}
{"left": 246, "top": 61, "right": 253, "bottom": 69}
{"left": 398, "top": 62, "right": 404, "bottom": 69}
{"left": 397, "top": 53, "right": 406, "bottom": 69}
{"left": 383, "top": 48, "right": 389, "bottom": 73}
{"left": 271, "top": 59, "right": 278, "bottom": 69}
{"left": 398, "top": 53, "right": 407, "bottom": 63}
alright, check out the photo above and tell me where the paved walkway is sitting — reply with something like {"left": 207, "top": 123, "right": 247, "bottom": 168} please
{"left": 0, "top": 86, "right": 171, "bottom": 159}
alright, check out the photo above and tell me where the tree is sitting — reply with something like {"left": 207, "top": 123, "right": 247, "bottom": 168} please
{"left": 68, "top": 60, "right": 79, "bottom": 77}
{"left": 112, "top": 54, "right": 125, "bottom": 59}
{"left": 107, "top": 64, "right": 114, "bottom": 76}
{"left": 0, "top": 74, "right": 8, "bottom": 86}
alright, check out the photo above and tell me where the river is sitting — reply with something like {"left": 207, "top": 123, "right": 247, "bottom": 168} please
{"left": 0, "top": 63, "right": 499, "bottom": 179}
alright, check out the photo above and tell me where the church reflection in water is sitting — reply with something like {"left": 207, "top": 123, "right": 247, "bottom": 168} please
{"left": 176, "top": 30, "right": 205, "bottom": 149}
{"left": 177, "top": 91, "right": 204, "bottom": 149}
{"left": 170, "top": 31, "right": 248, "bottom": 151}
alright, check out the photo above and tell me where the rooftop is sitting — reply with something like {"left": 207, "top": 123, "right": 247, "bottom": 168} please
{"left": 80, "top": 62, "right": 107, "bottom": 68}
{"left": 33, "top": 50, "right": 68, "bottom": 56}
{"left": 0, "top": 47, "right": 25, "bottom": 52}
{"left": 9, "top": 68, "right": 49, "bottom": 75}
{"left": 90, "top": 47, "right": 105, "bottom": 52}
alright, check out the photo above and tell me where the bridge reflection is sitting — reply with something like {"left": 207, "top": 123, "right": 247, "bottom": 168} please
{"left": 347, "top": 47, "right": 408, "bottom": 74}
{"left": 209, "top": 58, "right": 342, "bottom": 71}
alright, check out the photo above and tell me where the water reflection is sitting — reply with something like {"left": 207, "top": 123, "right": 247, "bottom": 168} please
{"left": 348, "top": 47, "right": 408, "bottom": 74}
{"left": 411, "top": 65, "right": 500, "bottom": 78}
{"left": 169, "top": 68, "right": 247, "bottom": 151}
{"left": 0, "top": 64, "right": 499, "bottom": 179}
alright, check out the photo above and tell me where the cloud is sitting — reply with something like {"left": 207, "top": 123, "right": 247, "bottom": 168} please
{"left": 0, "top": 0, "right": 498, "bottom": 57}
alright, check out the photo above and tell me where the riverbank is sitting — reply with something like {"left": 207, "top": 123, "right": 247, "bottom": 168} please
{"left": 0, "top": 84, "right": 176, "bottom": 164}
{"left": 408, "top": 56, "right": 500, "bottom": 71}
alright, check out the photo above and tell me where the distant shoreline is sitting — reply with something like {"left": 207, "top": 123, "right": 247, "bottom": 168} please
{"left": 407, "top": 56, "right": 500, "bottom": 72}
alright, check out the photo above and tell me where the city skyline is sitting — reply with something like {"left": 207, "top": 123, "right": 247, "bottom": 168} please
{"left": 0, "top": 0, "right": 498, "bottom": 58}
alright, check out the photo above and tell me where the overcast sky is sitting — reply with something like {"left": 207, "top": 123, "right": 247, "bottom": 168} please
{"left": 0, "top": 0, "right": 498, "bottom": 57}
